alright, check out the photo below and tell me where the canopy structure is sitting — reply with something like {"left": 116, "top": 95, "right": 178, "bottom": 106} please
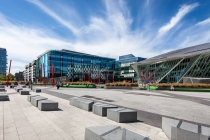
{"left": 131, "top": 42, "right": 210, "bottom": 84}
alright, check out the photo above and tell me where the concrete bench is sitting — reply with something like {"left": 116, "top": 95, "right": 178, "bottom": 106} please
{"left": 69, "top": 97, "right": 94, "bottom": 111}
{"left": 0, "top": 94, "right": 9, "bottom": 101}
{"left": 162, "top": 117, "right": 210, "bottom": 140}
{"left": 27, "top": 95, "right": 40, "bottom": 102}
{"left": 20, "top": 90, "right": 30, "bottom": 95}
{"left": 85, "top": 125, "right": 149, "bottom": 140}
{"left": 21, "top": 85, "right": 26, "bottom": 88}
{"left": 17, "top": 88, "right": 23, "bottom": 92}
{"left": 31, "top": 96, "right": 48, "bottom": 107}
{"left": 33, "top": 88, "right": 41, "bottom": 93}
{"left": 0, "top": 85, "right": 4, "bottom": 88}
{"left": 107, "top": 108, "right": 137, "bottom": 123}
{"left": 38, "top": 100, "right": 58, "bottom": 111}
{"left": 0, "top": 88, "right": 5, "bottom": 92}
{"left": 93, "top": 102, "right": 118, "bottom": 116}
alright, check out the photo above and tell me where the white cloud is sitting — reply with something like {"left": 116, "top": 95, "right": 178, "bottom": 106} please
{"left": 0, "top": 13, "right": 73, "bottom": 74}
{"left": 158, "top": 3, "right": 198, "bottom": 36}
{"left": 196, "top": 17, "right": 210, "bottom": 26}
{"left": 27, "top": 0, "right": 79, "bottom": 34}
{"left": 1, "top": 0, "right": 210, "bottom": 76}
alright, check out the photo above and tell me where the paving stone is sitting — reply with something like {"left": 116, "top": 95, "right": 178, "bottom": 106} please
{"left": 27, "top": 95, "right": 40, "bottom": 102}
{"left": 38, "top": 100, "right": 58, "bottom": 111}
{"left": 107, "top": 108, "right": 137, "bottom": 123}
{"left": 20, "top": 90, "right": 30, "bottom": 95}
{"left": 31, "top": 96, "right": 48, "bottom": 107}
{"left": 93, "top": 102, "right": 118, "bottom": 116}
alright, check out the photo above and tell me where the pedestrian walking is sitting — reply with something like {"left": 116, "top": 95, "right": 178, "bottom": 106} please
{"left": 56, "top": 82, "right": 60, "bottom": 90}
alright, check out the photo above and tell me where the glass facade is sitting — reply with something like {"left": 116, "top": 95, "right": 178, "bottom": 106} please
{"left": 0, "top": 48, "right": 7, "bottom": 75}
{"left": 131, "top": 43, "right": 210, "bottom": 84}
{"left": 115, "top": 54, "right": 145, "bottom": 82}
{"left": 36, "top": 50, "right": 115, "bottom": 82}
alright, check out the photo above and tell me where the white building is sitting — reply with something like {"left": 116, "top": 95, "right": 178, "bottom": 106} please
{"left": 24, "top": 60, "right": 36, "bottom": 82}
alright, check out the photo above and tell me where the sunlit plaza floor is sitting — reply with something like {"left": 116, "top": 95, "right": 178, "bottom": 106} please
{"left": 0, "top": 87, "right": 168, "bottom": 140}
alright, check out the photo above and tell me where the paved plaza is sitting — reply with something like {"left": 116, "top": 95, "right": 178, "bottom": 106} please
{"left": 1, "top": 86, "right": 210, "bottom": 140}
{"left": 0, "top": 87, "right": 168, "bottom": 140}
{"left": 45, "top": 87, "right": 210, "bottom": 128}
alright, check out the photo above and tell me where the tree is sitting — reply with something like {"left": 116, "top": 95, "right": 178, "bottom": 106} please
{"left": 9, "top": 74, "right": 15, "bottom": 81}
{"left": 0, "top": 74, "right": 6, "bottom": 81}
{"left": 0, "top": 74, "right": 15, "bottom": 81}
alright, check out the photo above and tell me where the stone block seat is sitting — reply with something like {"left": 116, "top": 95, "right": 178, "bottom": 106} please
{"left": 85, "top": 125, "right": 149, "bottom": 140}
{"left": 0, "top": 85, "right": 5, "bottom": 88}
{"left": 162, "top": 117, "right": 210, "bottom": 140}
{"left": 38, "top": 100, "right": 58, "bottom": 111}
{"left": 21, "top": 85, "right": 26, "bottom": 88}
{"left": 20, "top": 90, "right": 30, "bottom": 95}
{"left": 31, "top": 96, "right": 48, "bottom": 107}
{"left": 0, "top": 94, "right": 9, "bottom": 101}
{"left": 33, "top": 88, "right": 41, "bottom": 93}
{"left": 16, "top": 88, "right": 23, "bottom": 92}
{"left": 69, "top": 97, "right": 94, "bottom": 111}
{"left": 93, "top": 102, "right": 118, "bottom": 116}
{"left": 0, "top": 88, "right": 6, "bottom": 92}
{"left": 27, "top": 95, "right": 40, "bottom": 102}
{"left": 107, "top": 108, "right": 137, "bottom": 123}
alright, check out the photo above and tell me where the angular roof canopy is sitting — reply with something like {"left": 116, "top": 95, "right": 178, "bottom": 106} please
{"left": 135, "top": 42, "right": 210, "bottom": 64}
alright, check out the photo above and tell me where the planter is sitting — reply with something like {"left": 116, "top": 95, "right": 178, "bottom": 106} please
{"left": 157, "top": 87, "right": 169, "bottom": 90}
{"left": 105, "top": 86, "right": 132, "bottom": 89}
{"left": 61, "top": 84, "right": 96, "bottom": 88}
{"left": 156, "top": 87, "right": 210, "bottom": 92}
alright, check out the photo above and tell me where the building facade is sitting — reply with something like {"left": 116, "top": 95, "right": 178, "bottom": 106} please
{"left": 0, "top": 48, "right": 7, "bottom": 75}
{"left": 131, "top": 43, "right": 210, "bottom": 84}
{"left": 36, "top": 50, "right": 116, "bottom": 83}
{"left": 115, "top": 54, "right": 145, "bottom": 82}
{"left": 24, "top": 60, "right": 36, "bottom": 82}
{"left": 15, "top": 71, "right": 24, "bottom": 81}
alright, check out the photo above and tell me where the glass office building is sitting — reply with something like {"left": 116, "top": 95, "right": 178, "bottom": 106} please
{"left": 131, "top": 43, "right": 210, "bottom": 84}
{"left": 0, "top": 48, "right": 7, "bottom": 75}
{"left": 36, "top": 49, "right": 115, "bottom": 82}
{"left": 115, "top": 54, "right": 145, "bottom": 82}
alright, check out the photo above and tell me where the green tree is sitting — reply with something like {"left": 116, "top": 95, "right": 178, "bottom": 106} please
{"left": 0, "top": 74, "right": 15, "bottom": 81}
{"left": 9, "top": 74, "right": 15, "bottom": 81}
{"left": 0, "top": 74, "right": 6, "bottom": 81}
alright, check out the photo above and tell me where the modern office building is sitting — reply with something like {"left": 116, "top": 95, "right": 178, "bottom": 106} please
{"left": 15, "top": 71, "right": 24, "bottom": 81}
{"left": 115, "top": 54, "right": 145, "bottom": 82}
{"left": 36, "top": 50, "right": 116, "bottom": 82}
{"left": 0, "top": 48, "right": 7, "bottom": 75}
{"left": 24, "top": 60, "right": 36, "bottom": 82}
{"left": 131, "top": 42, "right": 210, "bottom": 84}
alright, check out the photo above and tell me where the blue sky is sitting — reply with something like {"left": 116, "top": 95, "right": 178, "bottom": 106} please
{"left": 0, "top": 0, "right": 210, "bottom": 74}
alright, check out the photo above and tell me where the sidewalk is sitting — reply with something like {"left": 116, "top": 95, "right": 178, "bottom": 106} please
{"left": 0, "top": 87, "right": 168, "bottom": 140}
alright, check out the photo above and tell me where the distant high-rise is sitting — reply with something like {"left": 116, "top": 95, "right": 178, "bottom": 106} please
{"left": 0, "top": 48, "right": 7, "bottom": 75}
